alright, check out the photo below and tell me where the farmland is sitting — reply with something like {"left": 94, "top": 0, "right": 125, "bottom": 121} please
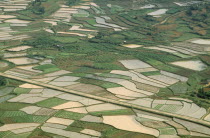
{"left": 0, "top": 0, "right": 210, "bottom": 137}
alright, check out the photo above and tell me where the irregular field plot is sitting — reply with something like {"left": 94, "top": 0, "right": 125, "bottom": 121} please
{"left": 171, "top": 60, "right": 207, "bottom": 71}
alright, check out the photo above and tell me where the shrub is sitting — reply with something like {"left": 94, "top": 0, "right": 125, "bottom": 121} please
{"left": 0, "top": 77, "right": 7, "bottom": 86}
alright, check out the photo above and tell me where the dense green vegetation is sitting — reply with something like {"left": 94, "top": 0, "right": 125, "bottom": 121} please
{"left": 158, "top": 73, "right": 210, "bottom": 109}
{"left": 17, "top": 0, "right": 60, "bottom": 19}
{"left": 0, "top": 77, "right": 7, "bottom": 87}
{"left": 28, "top": 0, "right": 46, "bottom": 15}
{"left": 1, "top": 0, "right": 210, "bottom": 137}
{"left": 66, "top": 0, "right": 80, "bottom": 6}
{"left": 198, "top": 88, "right": 210, "bottom": 99}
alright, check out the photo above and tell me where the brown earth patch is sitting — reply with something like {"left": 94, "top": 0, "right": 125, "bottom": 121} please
{"left": 141, "top": 121, "right": 170, "bottom": 129}
{"left": 132, "top": 81, "right": 159, "bottom": 93}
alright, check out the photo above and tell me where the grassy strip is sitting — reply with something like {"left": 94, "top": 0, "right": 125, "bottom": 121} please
{"left": 36, "top": 97, "right": 68, "bottom": 108}
{"left": 90, "top": 109, "right": 135, "bottom": 116}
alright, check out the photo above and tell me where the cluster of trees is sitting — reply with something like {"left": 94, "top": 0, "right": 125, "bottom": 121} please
{"left": 25, "top": 33, "right": 59, "bottom": 48}
{"left": 197, "top": 87, "right": 210, "bottom": 99}
{"left": 28, "top": 0, "right": 46, "bottom": 15}
{"left": 66, "top": 0, "right": 79, "bottom": 6}
{"left": 0, "top": 77, "right": 7, "bottom": 86}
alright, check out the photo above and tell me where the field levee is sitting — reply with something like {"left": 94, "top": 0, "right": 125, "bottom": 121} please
{"left": 0, "top": 72, "right": 210, "bottom": 128}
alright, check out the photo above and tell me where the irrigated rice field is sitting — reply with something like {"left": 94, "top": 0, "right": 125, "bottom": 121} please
{"left": 0, "top": 0, "right": 210, "bottom": 137}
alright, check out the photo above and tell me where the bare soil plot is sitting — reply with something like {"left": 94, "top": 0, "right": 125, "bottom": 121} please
{"left": 0, "top": 123, "right": 39, "bottom": 131}
{"left": 95, "top": 17, "right": 126, "bottom": 30}
{"left": 44, "top": 21, "right": 57, "bottom": 26}
{"left": 45, "top": 29, "right": 54, "bottom": 33}
{"left": 174, "top": 118, "right": 210, "bottom": 135}
{"left": 189, "top": 108, "right": 206, "bottom": 119}
{"left": 72, "top": 5, "right": 90, "bottom": 9}
{"left": 4, "top": 52, "right": 27, "bottom": 58}
{"left": 185, "top": 103, "right": 200, "bottom": 115}
{"left": 102, "top": 77, "right": 154, "bottom": 95}
{"left": 79, "top": 98, "right": 103, "bottom": 106}
{"left": 0, "top": 15, "right": 16, "bottom": 19}
{"left": 160, "top": 105, "right": 183, "bottom": 113}
{"left": 11, "top": 126, "right": 37, "bottom": 134}
{"left": 20, "top": 106, "right": 41, "bottom": 114}
{"left": 204, "top": 114, "right": 210, "bottom": 121}
{"left": 4, "top": 19, "right": 31, "bottom": 24}
{"left": 128, "top": 98, "right": 153, "bottom": 108}
{"left": 8, "top": 93, "right": 43, "bottom": 102}
{"left": 41, "top": 127, "right": 90, "bottom": 138}
{"left": 133, "top": 81, "right": 159, "bottom": 93}
{"left": 81, "top": 129, "right": 101, "bottom": 137}
{"left": 43, "top": 123, "right": 67, "bottom": 129}
{"left": 191, "top": 39, "right": 210, "bottom": 45}
{"left": 80, "top": 115, "right": 103, "bottom": 123}
{"left": 86, "top": 103, "right": 126, "bottom": 112}
{"left": 5, "top": 70, "right": 31, "bottom": 79}
{"left": 0, "top": 61, "right": 8, "bottom": 68}
{"left": 34, "top": 108, "right": 57, "bottom": 116}
{"left": 148, "top": 75, "right": 179, "bottom": 85}
{"left": 10, "top": 24, "right": 28, "bottom": 26}
{"left": 66, "top": 83, "right": 105, "bottom": 93}
{"left": 52, "top": 101, "right": 84, "bottom": 109}
{"left": 148, "top": 9, "right": 168, "bottom": 17}
{"left": 41, "top": 89, "right": 63, "bottom": 98}
{"left": 70, "top": 25, "right": 97, "bottom": 32}
{"left": 49, "top": 81, "right": 79, "bottom": 87}
{"left": 57, "top": 32, "right": 86, "bottom": 37}
{"left": 111, "top": 70, "right": 167, "bottom": 88}
{"left": 160, "top": 71, "right": 188, "bottom": 82}
{"left": 168, "top": 97, "right": 192, "bottom": 103}
{"left": 145, "top": 47, "right": 177, "bottom": 53}
{"left": 33, "top": 77, "right": 57, "bottom": 83}
{"left": 6, "top": 57, "right": 39, "bottom": 65}
{"left": 119, "top": 59, "right": 151, "bottom": 69}
{"left": 140, "top": 121, "right": 170, "bottom": 129}
{"left": 65, "top": 107, "right": 88, "bottom": 114}
{"left": 140, "top": 4, "right": 155, "bottom": 9}
{"left": 190, "top": 131, "right": 210, "bottom": 137}
{"left": 158, "top": 45, "right": 201, "bottom": 55}
{"left": 53, "top": 76, "right": 80, "bottom": 82}
{"left": 65, "top": 83, "right": 117, "bottom": 99}
{"left": 103, "top": 115, "right": 159, "bottom": 137}
{"left": 122, "top": 44, "right": 143, "bottom": 48}
{"left": 115, "top": 95, "right": 137, "bottom": 100}
{"left": 57, "top": 93, "right": 84, "bottom": 101}
{"left": 47, "top": 117, "right": 74, "bottom": 126}
{"left": 177, "top": 129, "right": 190, "bottom": 136}
{"left": 19, "top": 83, "right": 43, "bottom": 89}
{"left": 136, "top": 113, "right": 166, "bottom": 122}
{"left": 165, "top": 121, "right": 185, "bottom": 129}
{"left": 17, "top": 65, "right": 42, "bottom": 73}
{"left": 159, "top": 127, "right": 177, "bottom": 135}
{"left": 134, "top": 109, "right": 172, "bottom": 121}
{"left": 0, "top": 87, "right": 14, "bottom": 96}
{"left": 20, "top": 96, "right": 47, "bottom": 104}
{"left": 171, "top": 60, "right": 207, "bottom": 71}
{"left": 166, "top": 100, "right": 182, "bottom": 105}
{"left": 40, "top": 59, "right": 52, "bottom": 65}
{"left": 30, "top": 89, "right": 43, "bottom": 93}
{"left": 45, "top": 70, "right": 71, "bottom": 77}
{"left": 107, "top": 87, "right": 146, "bottom": 98}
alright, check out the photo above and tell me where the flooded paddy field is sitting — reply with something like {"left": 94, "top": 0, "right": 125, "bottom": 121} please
{"left": 0, "top": 0, "right": 210, "bottom": 137}
{"left": 0, "top": 81, "right": 210, "bottom": 137}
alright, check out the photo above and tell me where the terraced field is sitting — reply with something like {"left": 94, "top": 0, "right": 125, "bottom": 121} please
{"left": 0, "top": 0, "right": 210, "bottom": 137}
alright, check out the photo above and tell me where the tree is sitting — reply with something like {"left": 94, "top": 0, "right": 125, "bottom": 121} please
{"left": 0, "top": 77, "right": 7, "bottom": 86}
{"left": 28, "top": 0, "right": 45, "bottom": 15}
